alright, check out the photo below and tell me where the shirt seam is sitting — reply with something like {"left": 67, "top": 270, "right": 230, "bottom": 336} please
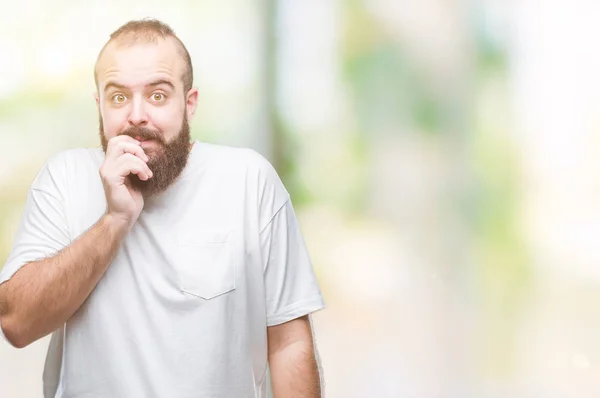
{"left": 259, "top": 197, "right": 290, "bottom": 235}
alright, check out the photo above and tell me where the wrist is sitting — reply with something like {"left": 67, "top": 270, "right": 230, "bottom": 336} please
{"left": 102, "top": 212, "right": 131, "bottom": 237}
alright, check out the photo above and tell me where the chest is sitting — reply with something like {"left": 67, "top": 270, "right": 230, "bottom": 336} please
{"left": 63, "top": 170, "right": 264, "bottom": 309}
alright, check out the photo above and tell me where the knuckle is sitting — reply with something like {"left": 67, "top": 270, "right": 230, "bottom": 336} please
{"left": 122, "top": 153, "right": 137, "bottom": 163}
{"left": 107, "top": 136, "right": 122, "bottom": 147}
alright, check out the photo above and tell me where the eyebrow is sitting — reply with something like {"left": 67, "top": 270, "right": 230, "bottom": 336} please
{"left": 103, "top": 79, "right": 175, "bottom": 93}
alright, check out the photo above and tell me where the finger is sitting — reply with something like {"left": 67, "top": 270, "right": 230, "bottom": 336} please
{"left": 117, "top": 153, "right": 152, "bottom": 173}
{"left": 117, "top": 160, "right": 152, "bottom": 181}
{"left": 115, "top": 142, "right": 149, "bottom": 163}
{"left": 106, "top": 138, "right": 148, "bottom": 162}
{"left": 117, "top": 154, "right": 153, "bottom": 179}
{"left": 107, "top": 134, "right": 140, "bottom": 148}
{"left": 106, "top": 136, "right": 142, "bottom": 160}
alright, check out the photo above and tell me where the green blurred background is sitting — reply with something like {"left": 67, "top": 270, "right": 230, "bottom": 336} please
{"left": 3, "top": 0, "right": 600, "bottom": 397}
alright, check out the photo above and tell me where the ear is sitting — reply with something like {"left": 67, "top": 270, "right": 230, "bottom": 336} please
{"left": 185, "top": 88, "right": 199, "bottom": 121}
{"left": 94, "top": 92, "right": 100, "bottom": 111}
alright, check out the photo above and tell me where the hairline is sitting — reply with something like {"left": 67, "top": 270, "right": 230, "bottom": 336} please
{"left": 94, "top": 34, "right": 192, "bottom": 93}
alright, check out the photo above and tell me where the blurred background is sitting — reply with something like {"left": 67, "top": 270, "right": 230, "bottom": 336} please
{"left": 2, "top": 0, "right": 600, "bottom": 396}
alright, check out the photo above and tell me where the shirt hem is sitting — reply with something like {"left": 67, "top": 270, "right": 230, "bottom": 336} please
{"left": 266, "top": 296, "right": 326, "bottom": 327}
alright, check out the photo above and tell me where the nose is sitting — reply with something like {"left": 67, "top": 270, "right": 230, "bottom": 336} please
{"left": 127, "top": 95, "right": 148, "bottom": 127}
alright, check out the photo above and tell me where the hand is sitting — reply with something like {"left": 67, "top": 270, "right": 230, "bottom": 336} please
{"left": 99, "top": 136, "right": 153, "bottom": 229}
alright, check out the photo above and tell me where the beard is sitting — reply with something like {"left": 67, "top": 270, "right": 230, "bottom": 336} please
{"left": 99, "top": 113, "right": 192, "bottom": 197}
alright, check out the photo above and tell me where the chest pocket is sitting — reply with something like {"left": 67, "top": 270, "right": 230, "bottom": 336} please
{"left": 176, "top": 229, "right": 236, "bottom": 299}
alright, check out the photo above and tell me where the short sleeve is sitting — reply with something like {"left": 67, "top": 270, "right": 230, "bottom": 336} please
{"left": 0, "top": 156, "right": 71, "bottom": 286}
{"left": 260, "top": 199, "right": 326, "bottom": 326}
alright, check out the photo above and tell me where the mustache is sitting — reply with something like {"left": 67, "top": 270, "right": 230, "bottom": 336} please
{"left": 119, "top": 127, "right": 166, "bottom": 145}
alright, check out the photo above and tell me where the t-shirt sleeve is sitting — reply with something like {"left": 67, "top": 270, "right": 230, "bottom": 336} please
{"left": 260, "top": 199, "right": 326, "bottom": 326}
{"left": 0, "top": 155, "right": 71, "bottom": 286}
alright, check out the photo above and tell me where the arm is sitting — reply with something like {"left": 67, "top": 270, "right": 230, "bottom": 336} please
{"left": 0, "top": 136, "right": 152, "bottom": 348}
{"left": 268, "top": 315, "right": 322, "bottom": 398}
{"left": 0, "top": 213, "right": 128, "bottom": 348}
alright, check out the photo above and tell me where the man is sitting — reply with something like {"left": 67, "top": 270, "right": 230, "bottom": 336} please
{"left": 0, "top": 19, "right": 325, "bottom": 397}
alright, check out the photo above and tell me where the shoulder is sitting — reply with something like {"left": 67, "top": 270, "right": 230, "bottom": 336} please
{"left": 198, "top": 142, "right": 272, "bottom": 168}
{"left": 197, "top": 142, "right": 281, "bottom": 180}
{"left": 32, "top": 147, "right": 101, "bottom": 190}
{"left": 43, "top": 147, "right": 101, "bottom": 170}
{"left": 197, "top": 141, "right": 290, "bottom": 210}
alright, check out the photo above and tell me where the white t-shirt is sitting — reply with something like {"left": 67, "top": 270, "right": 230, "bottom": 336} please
{"left": 0, "top": 140, "right": 325, "bottom": 398}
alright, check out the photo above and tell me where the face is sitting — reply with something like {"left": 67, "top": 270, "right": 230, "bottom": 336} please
{"left": 95, "top": 37, "right": 198, "bottom": 197}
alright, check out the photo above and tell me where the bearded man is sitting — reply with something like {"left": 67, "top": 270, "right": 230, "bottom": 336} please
{"left": 0, "top": 19, "right": 325, "bottom": 398}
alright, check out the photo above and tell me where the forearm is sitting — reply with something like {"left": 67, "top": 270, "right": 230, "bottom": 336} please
{"left": 269, "top": 340, "right": 322, "bottom": 398}
{"left": 0, "top": 213, "right": 128, "bottom": 348}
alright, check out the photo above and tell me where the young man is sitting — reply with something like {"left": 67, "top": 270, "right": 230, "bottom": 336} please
{"left": 0, "top": 19, "right": 325, "bottom": 397}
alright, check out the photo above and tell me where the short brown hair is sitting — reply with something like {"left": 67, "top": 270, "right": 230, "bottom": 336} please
{"left": 94, "top": 18, "right": 193, "bottom": 93}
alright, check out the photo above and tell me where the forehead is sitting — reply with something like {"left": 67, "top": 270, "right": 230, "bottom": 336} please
{"left": 96, "top": 37, "right": 185, "bottom": 90}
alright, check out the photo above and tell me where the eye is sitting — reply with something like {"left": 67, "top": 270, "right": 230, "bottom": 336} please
{"left": 112, "top": 94, "right": 127, "bottom": 104}
{"left": 151, "top": 92, "right": 166, "bottom": 102}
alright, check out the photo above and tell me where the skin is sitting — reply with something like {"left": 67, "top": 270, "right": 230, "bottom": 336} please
{"left": 268, "top": 315, "right": 323, "bottom": 397}
{"left": 96, "top": 36, "right": 199, "bottom": 215}
{"left": 0, "top": 34, "right": 321, "bottom": 397}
